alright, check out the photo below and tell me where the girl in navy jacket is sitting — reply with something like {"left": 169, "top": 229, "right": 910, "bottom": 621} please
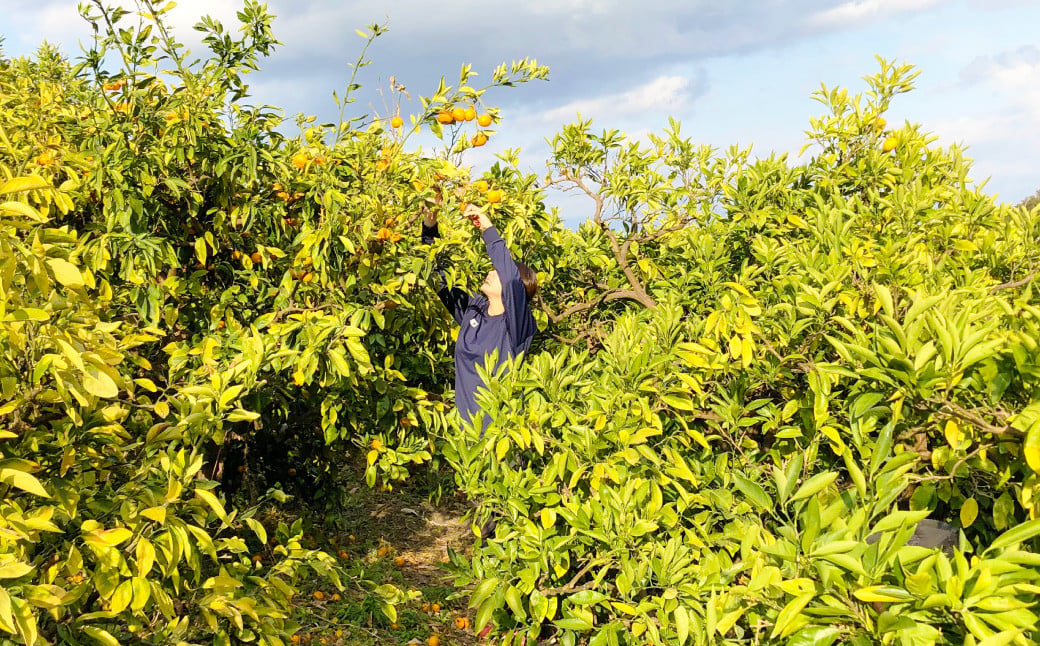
{"left": 421, "top": 202, "right": 538, "bottom": 430}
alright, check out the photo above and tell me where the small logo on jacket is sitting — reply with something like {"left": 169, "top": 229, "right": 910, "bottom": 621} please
{"left": 469, "top": 319, "right": 479, "bottom": 328}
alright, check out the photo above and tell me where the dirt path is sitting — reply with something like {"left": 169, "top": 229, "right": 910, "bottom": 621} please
{"left": 287, "top": 465, "right": 484, "bottom": 646}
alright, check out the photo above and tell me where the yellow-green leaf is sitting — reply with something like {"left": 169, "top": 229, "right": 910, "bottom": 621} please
{"left": 85, "top": 527, "right": 133, "bottom": 547}
{"left": 770, "top": 591, "right": 813, "bottom": 639}
{"left": 0, "top": 561, "right": 34, "bottom": 579}
{"left": 0, "top": 586, "right": 15, "bottom": 633}
{"left": 140, "top": 506, "right": 166, "bottom": 524}
{"left": 1024, "top": 421, "right": 1040, "bottom": 473}
{"left": 11, "top": 597, "right": 37, "bottom": 646}
{"left": 540, "top": 508, "right": 556, "bottom": 529}
{"left": 0, "top": 468, "right": 49, "bottom": 498}
{"left": 675, "top": 605, "right": 690, "bottom": 645}
{"left": 1, "top": 201, "right": 46, "bottom": 221}
{"left": 110, "top": 579, "right": 133, "bottom": 613}
{"left": 83, "top": 625, "right": 120, "bottom": 646}
{"left": 0, "top": 176, "right": 49, "bottom": 195}
{"left": 853, "top": 586, "right": 912, "bottom": 603}
{"left": 46, "top": 258, "right": 84, "bottom": 288}
{"left": 961, "top": 497, "right": 979, "bottom": 528}
{"left": 195, "top": 488, "right": 229, "bottom": 525}
{"left": 82, "top": 368, "right": 119, "bottom": 399}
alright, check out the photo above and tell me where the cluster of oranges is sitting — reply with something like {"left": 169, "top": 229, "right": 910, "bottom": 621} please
{"left": 424, "top": 105, "right": 494, "bottom": 148}
{"left": 291, "top": 151, "right": 325, "bottom": 171}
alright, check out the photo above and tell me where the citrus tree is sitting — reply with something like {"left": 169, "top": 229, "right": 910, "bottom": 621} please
{"left": 444, "top": 60, "right": 1040, "bottom": 645}
{"left": 0, "top": 1, "right": 552, "bottom": 643}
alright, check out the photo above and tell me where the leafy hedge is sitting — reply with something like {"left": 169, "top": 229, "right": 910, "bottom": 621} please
{"left": 445, "top": 61, "right": 1040, "bottom": 645}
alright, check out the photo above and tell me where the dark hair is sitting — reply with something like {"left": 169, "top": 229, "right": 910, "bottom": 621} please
{"left": 516, "top": 261, "right": 538, "bottom": 301}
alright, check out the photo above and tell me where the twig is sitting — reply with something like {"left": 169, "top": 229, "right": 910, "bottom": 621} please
{"left": 989, "top": 271, "right": 1038, "bottom": 294}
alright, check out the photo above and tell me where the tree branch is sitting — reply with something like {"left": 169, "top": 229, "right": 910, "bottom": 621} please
{"left": 989, "top": 271, "right": 1038, "bottom": 294}
{"left": 557, "top": 169, "right": 657, "bottom": 310}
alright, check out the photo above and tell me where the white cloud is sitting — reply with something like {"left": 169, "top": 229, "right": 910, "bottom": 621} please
{"left": 539, "top": 75, "right": 699, "bottom": 125}
{"left": 809, "top": 0, "right": 945, "bottom": 28}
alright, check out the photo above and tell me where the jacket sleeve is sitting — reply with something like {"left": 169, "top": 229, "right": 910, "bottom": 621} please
{"left": 422, "top": 221, "right": 470, "bottom": 325}
{"left": 482, "top": 225, "right": 534, "bottom": 345}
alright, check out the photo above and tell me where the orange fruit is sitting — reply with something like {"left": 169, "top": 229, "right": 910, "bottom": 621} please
{"left": 882, "top": 136, "right": 898, "bottom": 152}
{"left": 394, "top": 556, "right": 405, "bottom": 567}
{"left": 338, "top": 549, "right": 349, "bottom": 559}
{"left": 421, "top": 603, "right": 430, "bottom": 612}
{"left": 375, "top": 159, "right": 389, "bottom": 172}
{"left": 250, "top": 252, "right": 262, "bottom": 263}
{"left": 288, "top": 467, "right": 297, "bottom": 476}
{"left": 454, "top": 616, "right": 469, "bottom": 630}
{"left": 874, "top": 117, "right": 886, "bottom": 132}
{"left": 231, "top": 251, "right": 241, "bottom": 260}
{"left": 431, "top": 603, "right": 441, "bottom": 613}
{"left": 35, "top": 151, "right": 54, "bottom": 166}
{"left": 218, "top": 320, "right": 227, "bottom": 330}
{"left": 436, "top": 111, "right": 454, "bottom": 124}
{"left": 391, "top": 116, "right": 404, "bottom": 128}
{"left": 291, "top": 635, "right": 301, "bottom": 644}
{"left": 463, "top": 106, "right": 477, "bottom": 121}
{"left": 486, "top": 189, "right": 503, "bottom": 204}
{"left": 428, "top": 636, "right": 440, "bottom": 646}
{"left": 451, "top": 107, "right": 467, "bottom": 122}
{"left": 477, "top": 114, "right": 492, "bottom": 127}
{"left": 313, "top": 590, "right": 325, "bottom": 600}
{"left": 377, "top": 546, "right": 389, "bottom": 558}
{"left": 292, "top": 152, "right": 309, "bottom": 169}
{"left": 302, "top": 272, "right": 314, "bottom": 283}
{"left": 331, "top": 593, "right": 341, "bottom": 601}
{"left": 471, "top": 133, "right": 488, "bottom": 147}
{"left": 348, "top": 534, "right": 356, "bottom": 542}
{"left": 473, "top": 180, "right": 489, "bottom": 193}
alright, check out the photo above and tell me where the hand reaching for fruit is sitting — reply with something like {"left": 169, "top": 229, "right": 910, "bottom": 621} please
{"left": 463, "top": 203, "right": 491, "bottom": 231}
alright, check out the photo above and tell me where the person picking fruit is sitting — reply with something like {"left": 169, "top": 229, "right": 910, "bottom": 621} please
{"left": 421, "top": 198, "right": 538, "bottom": 432}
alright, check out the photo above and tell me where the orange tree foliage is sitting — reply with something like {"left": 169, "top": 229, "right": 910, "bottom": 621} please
{"left": 0, "top": 1, "right": 550, "bottom": 644}
{"left": 5, "top": 3, "right": 1040, "bottom": 646}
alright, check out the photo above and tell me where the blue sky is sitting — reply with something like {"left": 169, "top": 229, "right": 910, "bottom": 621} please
{"left": 5, "top": 0, "right": 1040, "bottom": 224}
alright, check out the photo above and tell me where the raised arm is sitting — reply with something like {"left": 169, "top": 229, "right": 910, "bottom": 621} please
{"left": 421, "top": 207, "right": 471, "bottom": 325}
{"left": 467, "top": 205, "right": 533, "bottom": 344}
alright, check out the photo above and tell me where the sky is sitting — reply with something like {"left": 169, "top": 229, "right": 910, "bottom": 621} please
{"left": 5, "top": 0, "right": 1040, "bottom": 225}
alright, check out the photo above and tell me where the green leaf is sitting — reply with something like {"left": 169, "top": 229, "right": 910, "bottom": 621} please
{"left": 568, "top": 590, "right": 607, "bottom": 605}
{"left": 733, "top": 473, "right": 772, "bottom": 511}
{"left": 770, "top": 591, "right": 813, "bottom": 639}
{"left": 791, "top": 472, "right": 838, "bottom": 502}
{"left": 554, "top": 616, "right": 594, "bottom": 631}
{"left": 985, "top": 519, "right": 1040, "bottom": 554}
{"left": 853, "top": 586, "right": 912, "bottom": 602}
{"left": 505, "top": 586, "right": 525, "bottom": 618}
{"left": 469, "top": 577, "right": 499, "bottom": 609}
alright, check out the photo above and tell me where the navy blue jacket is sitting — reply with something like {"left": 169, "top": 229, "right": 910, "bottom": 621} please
{"left": 422, "top": 222, "right": 537, "bottom": 428}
